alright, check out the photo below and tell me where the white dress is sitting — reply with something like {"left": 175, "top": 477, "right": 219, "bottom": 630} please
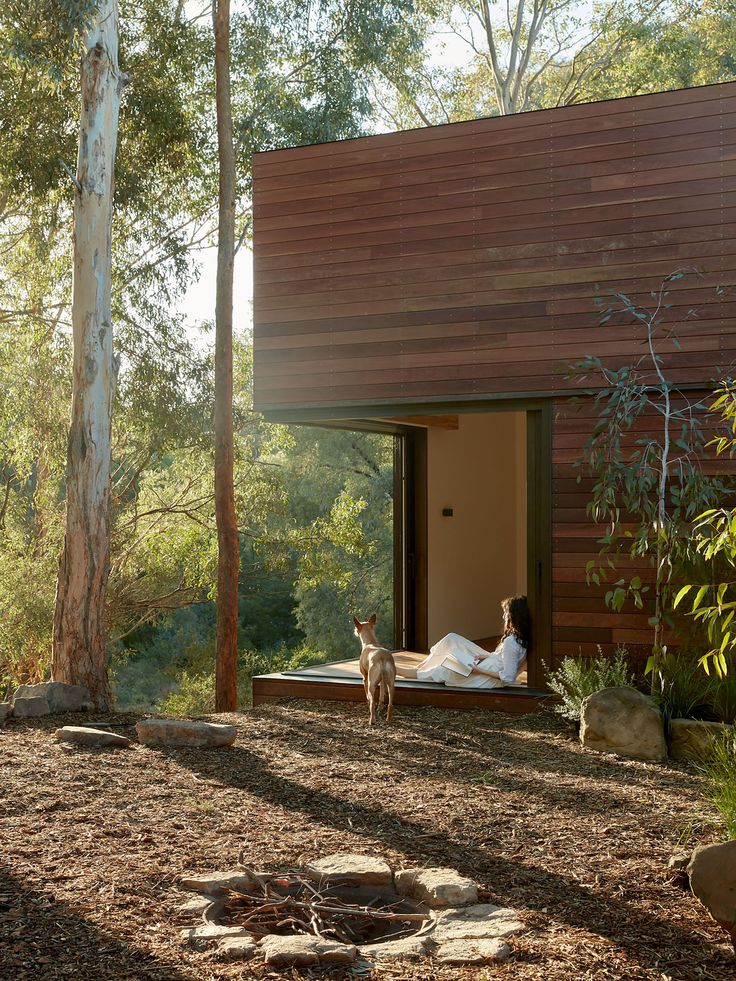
{"left": 416, "top": 632, "right": 526, "bottom": 689}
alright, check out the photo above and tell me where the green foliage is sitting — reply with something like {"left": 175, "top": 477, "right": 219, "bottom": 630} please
{"left": 654, "top": 651, "right": 719, "bottom": 728}
{"left": 544, "top": 648, "right": 636, "bottom": 722}
{"left": 703, "top": 729, "right": 736, "bottom": 840}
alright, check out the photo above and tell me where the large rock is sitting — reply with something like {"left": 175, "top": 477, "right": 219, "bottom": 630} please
{"left": 259, "top": 934, "right": 357, "bottom": 966}
{"left": 180, "top": 870, "right": 260, "bottom": 895}
{"left": 668, "top": 719, "right": 730, "bottom": 761}
{"left": 395, "top": 867, "right": 478, "bottom": 909}
{"left": 580, "top": 687, "right": 666, "bottom": 761}
{"left": 304, "top": 853, "right": 393, "bottom": 889}
{"left": 55, "top": 726, "right": 130, "bottom": 749}
{"left": 14, "top": 681, "right": 91, "bottom": 713}
{"left": 12, "top": 696, "right": 49, "bottom": 718}
{"left": 688, "top": 840, "right": 736, "bottom": 948}
{"left": 430, "top": 904, "right": 523, "bottom": 942}
{"left": 435, "top": 938, "right": 511, "bottom": 965}
{"left": 136, "top": 719, "right": 237, "bottom": 748}
{"left": 0, "top": 702, "right": 12, "bottom": 722}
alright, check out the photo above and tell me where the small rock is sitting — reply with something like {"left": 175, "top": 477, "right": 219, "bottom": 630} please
{"left": 259, "top": 934, "right": 357, "bottom": 966}
{"left": 176, "top": 894, "right": 216, "bottom": 916}
{"left": 580, "top": 687, "right": 666, "bottom": 761}
{"left": 13, "top": 681, "right": 91, "bottom": 713}
{"left": 431, "top": 904, "right": 523, "bottom": 941}
{"left": 0, "top": 701, "right": 12, "bottom": 722}
{"left": 136, "top": 718, "right": 237, "bottom": 747}
{"left": 180, "top": 870, "right": 261, "bottom": 895}
{"left": 180, "top": 923, "right": 252, "bottom": 944}
{"left": 395, "top": 867, "right": 478, "bottom": 908}
{"left": 435, "top": 938, "right": 511, "bottom": 965}
{"left": 361, "top": 934, "right": 430, "bottom": 961}
{"left": 217, "top": 936, "right": 258, "bottom": 961}
{"left": 688, "top": 840, "right": 736, "bottom": 949}
{"left": 669, "top": 719, "right": 729, "bottom": 761}
{"left": 12, "top": 696, "right": 50, "bottom": 718}
{"left": 305, "top": 853, "right": 393, "bottom": 889}
{"left": 55, "top": 726, "right": 130, "bottom": 748}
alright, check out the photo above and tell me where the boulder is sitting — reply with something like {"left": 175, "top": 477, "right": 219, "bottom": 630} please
{"left": 361, "top": 934, "right": 430, "bottom": 961}
{"left": 430, "top": 904, "right": 523, "bottom": 942}
{"left": 395, "top": 867, "right": 478, "bottom": 909}
{"left": 180, "top": 870, "right": 261, "bottom": 895}
{"left": 55, "top": 726, "right": 130, "bottom": 749}
{"left": 688, "top": 840, "right": 736, "bottom": 949}
{"left": 13, "top": 681, "right": 91, "bottom": 713}
{"left": 217, "top": 936, "right": 258, "bottom": 961}
{"left": 0, "top": 701, "right": 12, "bottom": 723}
{"left": 136, "top": 719, "right": 237, "bottom": 748}
{"left": 435, "top": 938, "right": 511, "bottom": 965}
{"left": 12, "top": 696, "right": 49, "bottom": 718}
{"left": 304, "top": 853, "right": 393, "bottom": 889}
{"left": 259, "top": 934, "right": 357, "bottom": 966}
{"left": 580, "top": 687, "right": 666, "bottom": 761}
{"left": 668, "top": 719, "right": 730, "bottom": 761}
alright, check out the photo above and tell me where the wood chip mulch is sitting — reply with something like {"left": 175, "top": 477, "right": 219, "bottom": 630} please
{"left": 1, "top": 701, "right": 734, "bottom": 981}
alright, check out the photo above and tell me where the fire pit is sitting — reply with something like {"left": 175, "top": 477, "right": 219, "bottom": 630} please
{"left": 177, "top": 853, "right": 524, "bottom": 967}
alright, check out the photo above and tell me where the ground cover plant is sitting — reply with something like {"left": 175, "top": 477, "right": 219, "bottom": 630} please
{"left": 2, "top": 701, "right": 735, "bottom": 981}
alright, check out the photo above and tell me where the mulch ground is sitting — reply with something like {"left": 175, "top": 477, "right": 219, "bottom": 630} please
{"left": 1, "top": 700, "right": 734, "bottom": 981}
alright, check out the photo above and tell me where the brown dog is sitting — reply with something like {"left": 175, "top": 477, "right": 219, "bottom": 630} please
{"left": 353, "top": 614, "right": 396, "bottom": 724}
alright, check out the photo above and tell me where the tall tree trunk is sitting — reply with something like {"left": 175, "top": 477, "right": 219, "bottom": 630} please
{"left": 51, "top": 0, "right": 123, "bottom": 710}
{"left": 213, "top": 0, "right": 239, "bottom": 711}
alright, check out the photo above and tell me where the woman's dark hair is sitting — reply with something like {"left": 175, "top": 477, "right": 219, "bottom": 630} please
{"left": 501, "top": 595, "right": 531, "bottom": 652}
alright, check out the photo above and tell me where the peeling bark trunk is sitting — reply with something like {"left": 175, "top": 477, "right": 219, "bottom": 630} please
{"left": 51, "top": 0, "right": 123, "bottom": 710}
{"left": 213, "top": 0, "right": 239, "bottom": 711}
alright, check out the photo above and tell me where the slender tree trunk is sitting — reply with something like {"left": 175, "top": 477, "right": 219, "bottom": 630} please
{"left": 51, "top": 0, "right": 123, "bottom": 710}
{"left": 213, "top": 0, "right": 239, "bottom": 711}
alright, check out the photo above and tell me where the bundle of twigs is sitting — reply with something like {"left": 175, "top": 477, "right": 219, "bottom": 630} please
{"left": 221, "top": 871, "right": 430, "bottom": 946}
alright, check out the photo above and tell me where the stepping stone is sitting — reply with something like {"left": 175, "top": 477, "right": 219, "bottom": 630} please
{"left": 217, "top": 936, "right": 258, "bottom": 961}
{"left": 361, "top": 934, "right": 430, "bottom": 961}
{"left": 395, "top": 867, "right": 478, "bottom": 908}
{"left": 180, "top": 870, "right": 261, "bottom": 895}
{"left": 12, "top": 696, "right": 50, "bottom": 718}
{"left": 136, "top": 719, "right": 237, "bottom": 747}
{"left": 13, "top": 681, "right": 91, "bottom": 713}
{"left": 180, "top": 923, "right": 252, "bottom": 943}
{"left": 176, "top": 894, "right": 216, "bottom": 916}
{"left": 430, "top": 903, "right": 523, "bottom": 941}
{"left": 435, "top": 938, "right": 511, "bottom": 965}
{"left": 259, "top": 934, "right": 357, "bottom": 966}
{"left": 305, "top": 853, "right": 393, "bottom": 888}
{"left": 55, "top": 726, "right": 131, "bottom": 748}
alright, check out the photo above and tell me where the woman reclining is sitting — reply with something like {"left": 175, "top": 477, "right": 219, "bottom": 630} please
{"left": 397, "top": 594, "right": 530, "bottom": 688}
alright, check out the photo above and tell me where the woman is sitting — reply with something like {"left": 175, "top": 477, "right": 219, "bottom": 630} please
{"left": 399, "top": 595, "right": 531, "bottom": 689}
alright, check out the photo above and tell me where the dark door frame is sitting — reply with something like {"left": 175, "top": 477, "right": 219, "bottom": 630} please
{"left": 398, "top": 401, "right": 552, "bottom": 690}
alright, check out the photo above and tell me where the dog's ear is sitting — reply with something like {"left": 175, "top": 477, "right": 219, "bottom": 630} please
{"left": 369, "top": 613, "right": 377, "bottom": 625}
{"left": 352, "top": 616, "right": 362, "bottom": 631}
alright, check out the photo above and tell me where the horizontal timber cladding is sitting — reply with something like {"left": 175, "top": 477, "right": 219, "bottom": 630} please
{"left": 549, "top": 395, "right": 736, "bottom": 669}
{"left": 252, "top": 81, "right": 736, "bottom": 412}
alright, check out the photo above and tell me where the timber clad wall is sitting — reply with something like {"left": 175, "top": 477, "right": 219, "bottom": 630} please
{"left": 253, "top": 82, "right": 736, "bottom": 412}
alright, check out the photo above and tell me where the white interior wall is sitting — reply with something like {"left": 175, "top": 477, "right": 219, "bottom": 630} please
{"left": 426, "top": 412, "right": 527, "bottom": 645}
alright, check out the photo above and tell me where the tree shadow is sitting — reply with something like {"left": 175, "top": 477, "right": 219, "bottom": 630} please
{"left": 159, "top": 736, "right": 733, "bottom": 978}
{"left": 0, "top": 865, "right": 194, "bottom": 981}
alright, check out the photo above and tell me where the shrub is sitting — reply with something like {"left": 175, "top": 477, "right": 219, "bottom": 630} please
{"left": 545, "top": 647, "right": 635, "bottom": 722}
{"left": 654, "top": 651, "right": 716, "bottom": 728}
{"left": 708, "top": 671, "right": 736, "bottom": 725}
{"left": 704, "top": 730, "right": 736, "bottom": 840}
{"left": 156, "top": 670, "right": 215, "bottom": 716}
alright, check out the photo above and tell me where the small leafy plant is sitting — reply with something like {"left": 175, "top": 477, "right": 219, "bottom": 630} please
{"left": 545, "top": 647, "right": 635, "bottom": 722}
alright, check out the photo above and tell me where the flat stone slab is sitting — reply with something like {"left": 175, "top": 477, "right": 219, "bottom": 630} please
{"left": 55, "top": 726, "right": 131, "bottom": 748}
{"left": 669, "top": 719, "right": 730, "bottom": 761}
{"left": 14, "top": 681, "right": 91, "bottom": 713}
{"left": 431, "top": 904, "right": 524, "bottom": 942}
{"left": 176, "top": 894, "right": 216, "bottom": 916}
{"left": 395, "top": 867, "right": 478, "bottom": 908}
{"left": 259, "top": 934, "right": 357, "bottom": 966}
{"left": 305, "top": 853, "right": 393, "bottom": 888}
{"left": 0, "top": 701, "right": 12, "bottom": 722}
{"left": 361, "top": 934, "right": 431, "bottom": 961}
{"left": 136, "top": 719, "right": 237, "bottom": 747}
{"left": 180, "top": 923, "right": 252, "bottom": 942}
{"left": 12, "top": 696, "right": 49, "bottom": 718}
{"left": 435, "top": 938, "right": 512, "bottom": 965}
{"left": 217, "top": 936, "right": 258, "bottom": 961}
{"left": 180, "top": 870, "right": 260, "bottom": 895}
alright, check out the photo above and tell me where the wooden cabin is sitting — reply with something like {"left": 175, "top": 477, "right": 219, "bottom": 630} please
{"left": 250, "top": 81, "right": 736, "bottom": 712}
